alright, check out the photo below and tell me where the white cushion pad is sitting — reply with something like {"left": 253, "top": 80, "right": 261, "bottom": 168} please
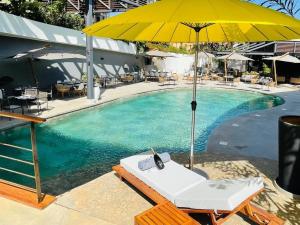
{"left": 120, "top": 154, "right": 263, "bottom": 211}
{"left": 175, "top": 177, "right": 263, "bottom": 211}
{"left": 120, "top": 154, "right": 206, "bottom": 202}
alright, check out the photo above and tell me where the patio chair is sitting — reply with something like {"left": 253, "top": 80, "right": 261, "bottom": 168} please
{"left": 167, "top": 73, "right": 178, "bottom": 85}
{"left": 113, "top": 153, "right": 284, "bottom": 225}
{"left": 55, "top": 84, "right": 71, "bottom": 98}
{"left": 158, "top": 76, "right": 166, "bottom": 85}
{"left": 32, "top": 91, "right": 48, "bottom": 113}
{"left": 144, "top": 71, "right": 150, "bottom": 82}
{"left": 255, "top": 77, "right": 274, "bottom": 90}
{"left": 73, "top": 83, "right": 86, "bottom": 96}
{"left": 290, "top": 77, "right": 300, "bottom": 85}
{"left": 120, "top": 75, "right": 134, "bottom": 83}
{"left": 0, "top": 91, "right": 21, "bottom": 114}
{"left": 277, "top": 76, "right": 285, "bottom": 83}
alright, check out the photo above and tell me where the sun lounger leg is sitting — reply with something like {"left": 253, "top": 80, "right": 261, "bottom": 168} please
{"left": 240, "top": 203, "right": 284, "bottom": 225}
{"left": 209, "top": 213, "right": 218, "bottom": 225}
{"left": 117, "top": 174, "right": 123, "bottom": 181}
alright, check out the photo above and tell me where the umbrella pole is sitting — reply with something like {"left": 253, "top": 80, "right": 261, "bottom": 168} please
{"left": 190, "top": 29, "right": 200, "bottom": 170}
{"left": 28, "top": 57, "right": 39, "bottom": 91}
{"left": 224, "top": 59, "right": 228, "bottom": 83}
{"left": 273, "top": 60, "right": 278, "bottom": 86}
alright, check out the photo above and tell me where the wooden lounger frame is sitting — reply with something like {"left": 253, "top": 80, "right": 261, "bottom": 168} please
{"left": 113, "top": 165, "right": 284, "bottom": 225}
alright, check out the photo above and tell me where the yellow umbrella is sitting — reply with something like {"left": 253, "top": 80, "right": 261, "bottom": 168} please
{"left": 83, "top": 0, "right": 300, "bottom": 170}
{"left": 83, "top": 0, "right": 300, "bottom": 42}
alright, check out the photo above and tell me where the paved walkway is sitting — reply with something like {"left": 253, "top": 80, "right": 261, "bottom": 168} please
{"left": 207, "top": 86, "right": 300, "bottom": 160}
{"left": 1, "top": 81, "right": 300, "bottom": 225}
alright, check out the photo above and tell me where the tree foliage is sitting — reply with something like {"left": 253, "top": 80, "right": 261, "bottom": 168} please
{"left": 249, "top": 0, "right": 300, "bottom": 17}
{"left": 2, "top": 0, "right": 84, "bottom": 30}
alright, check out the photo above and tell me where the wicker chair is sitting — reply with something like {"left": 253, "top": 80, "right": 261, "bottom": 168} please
{"left": 277, "top": 76, "right": 286, "bottom": 83}
{"left": 73, "top": 83, "right": 86, "bottom": 96}
{"left": 55, "top": 84, "right": 71, "bottom": 98}
{"left": 290, "top": 77, "right": 300, "bottom": 85}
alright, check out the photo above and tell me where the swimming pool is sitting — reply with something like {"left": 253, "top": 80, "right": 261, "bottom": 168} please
{"left": 0, "top": 88, "right": 283, "bottom": 194}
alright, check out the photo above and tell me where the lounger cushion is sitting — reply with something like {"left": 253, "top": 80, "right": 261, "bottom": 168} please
{"left": 175, "top": 177, "right": 263, "bottom": 211}
{"left": 121, "top": 154, "right": 206, "bottom": 202}
{"left": 120, "top": 154, "right": 264, "bottom": 211}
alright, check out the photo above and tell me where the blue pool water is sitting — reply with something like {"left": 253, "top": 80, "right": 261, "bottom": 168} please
{"left": 0, "top": 88, "right": 283, "bottom": 193}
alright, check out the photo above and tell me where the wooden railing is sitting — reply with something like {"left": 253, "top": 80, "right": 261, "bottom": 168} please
{"left": 0, "top": 111, "right": 46, "bottom": 203}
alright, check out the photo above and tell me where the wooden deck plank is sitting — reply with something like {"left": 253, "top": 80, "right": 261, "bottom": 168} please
{"left": 147, "top": 211, "right": 163, "bottom": 224}
{"left": 0, "top": 181, "right": 55, "bottom": 209}
{"left": 154, "top": 208, "right": 178, "bottom": 225}
{"left": 160, "top": 203, "right": 186, "bottom": 222}
{"left": 135, "top": 201, "right": 199, "bottom": 225}
{"left": 157, "top": 206, "right": 181, "bottom": 223}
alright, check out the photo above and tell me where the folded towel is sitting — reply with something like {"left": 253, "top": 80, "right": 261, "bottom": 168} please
{"left": 138, "top": 152, "right": 171, "bottom": 171}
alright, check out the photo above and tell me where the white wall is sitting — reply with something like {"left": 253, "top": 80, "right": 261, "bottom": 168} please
{"left": 152, "top": 53, "right": 194, "bottom": 74}
{"left": 151, "top": 53, "right": 218, "bottom": 74}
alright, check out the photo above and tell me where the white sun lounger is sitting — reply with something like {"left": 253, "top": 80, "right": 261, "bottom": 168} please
{"left": 114, "top": 153, "right": 283, "bottom": 225}
{"left": 120, "top": 153, "right": 263, "bottom": 211}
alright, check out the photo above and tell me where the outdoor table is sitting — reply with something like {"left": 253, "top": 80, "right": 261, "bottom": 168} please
{"left": 15, "top": 95, "right": 37, "bottom": 114}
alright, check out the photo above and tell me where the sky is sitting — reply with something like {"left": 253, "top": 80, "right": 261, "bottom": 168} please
{"left": 251, "top": 0, "right": 300, "bottom": 18}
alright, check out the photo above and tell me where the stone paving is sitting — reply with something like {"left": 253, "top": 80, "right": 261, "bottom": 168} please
{"left": 0, "top": 80, "right": 300, "bottom": 225}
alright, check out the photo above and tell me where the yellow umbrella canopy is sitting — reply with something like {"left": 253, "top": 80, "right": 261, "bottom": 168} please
{"left": 83, "top": 0, "right": 300, "bottom": 170}
{"left": 83, "top": 0, "right": 300, "bottom": 43}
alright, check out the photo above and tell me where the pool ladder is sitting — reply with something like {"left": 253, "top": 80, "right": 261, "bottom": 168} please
{"left": 0, "top": 112, "right": 46, "bottom": 203}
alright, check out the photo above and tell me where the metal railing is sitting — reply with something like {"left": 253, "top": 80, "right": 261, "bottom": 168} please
{"left": 0, "top": 111, "right": 46, "bottom": 202}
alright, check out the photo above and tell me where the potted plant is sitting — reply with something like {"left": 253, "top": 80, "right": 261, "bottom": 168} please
{"left": 81, "top": 73, "right": 87, "bottom": 82}
{"left": 262, "top": 63, "right": 271, "bottom": 77}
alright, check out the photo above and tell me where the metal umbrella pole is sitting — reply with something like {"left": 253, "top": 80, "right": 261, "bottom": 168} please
{"left": 189, "top": 28, "right": 200, "bottom": 170}
{"left": 86, "top": 0, "right": 94, "bottom": 100}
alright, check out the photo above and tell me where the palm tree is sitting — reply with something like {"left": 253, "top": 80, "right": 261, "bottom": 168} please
{"left": 249, "top": 0, "right": 300, "bottom": 17}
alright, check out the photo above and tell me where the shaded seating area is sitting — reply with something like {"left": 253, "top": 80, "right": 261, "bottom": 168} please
{"left": 0, "top": 89, "right": 21, "bottom": 114}
{"left": 54, "top": 80, "right": 87, "bottom": 98}
{"left": 0, "top": 87, "right": 49, "bottom": 114}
